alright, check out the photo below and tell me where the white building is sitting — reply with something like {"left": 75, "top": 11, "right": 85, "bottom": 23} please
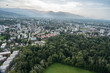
{"left": 0, "top": 51, "right": 19, "bottom": 73}
{"left": 108, "top": 32, "right": 110, "bottom": 36}
{"left": 75, "top": 28, "right": 78, "bottom": 31}
{"left": 35, "top": 41, "right": 45, "bottom": 46}
{"left": 10, "top": 37, "right": 16, "bottom": 40}
{"left": 17, "top": 24, "right": 21, "bottom": 30}
{"left": 23, "top": 34, "right": 28, "bottom": 39}
{"left": 0, "top": 55, "right": 6, "bottom": 63}
{"left": 1, "top": 43, "right": 7, "bottom": 49}
{"left": 17, "top": 35, "right": 21, "bottom": 39}
{"left": 31, "top": 37, "right": 36, "bottom": 41}
{"left": 0, "top": 51, "right": 11, "bottom": 56}
{"left": 0, "top": 25, "right": 5, "bottom": 32}
{"left": 100, "top": 29, "right": 105, "bottom": 34}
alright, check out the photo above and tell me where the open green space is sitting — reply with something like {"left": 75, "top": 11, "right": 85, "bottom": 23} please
{"left": 43, "top": 63, "right": 95, "bottom": 73}
{"left": 0, "top": 36, "right": 4, "bottom": 40}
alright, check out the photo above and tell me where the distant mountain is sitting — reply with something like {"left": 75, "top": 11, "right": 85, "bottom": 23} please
{"left": 0, "top": 10, "right": 23, "bottom": 17}
{"left": 0, "top": 8, "right": 84, "bottom": 18}
{"left": 45, "top": 11, "right": 84, "bottom": 18}
{"left": 0, "top": 8, "right": 41, "bottom": 17}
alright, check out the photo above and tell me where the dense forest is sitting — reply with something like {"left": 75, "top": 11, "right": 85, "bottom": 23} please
{"left": 10, "top": 34, "right": 110, "bottom": 73}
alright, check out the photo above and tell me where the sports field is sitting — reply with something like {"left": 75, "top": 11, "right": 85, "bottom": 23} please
{"left": 43, "top": 63, "right": 95, "bottom": 73}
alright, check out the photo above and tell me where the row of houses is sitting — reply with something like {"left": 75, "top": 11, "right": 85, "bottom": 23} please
{"left": 0, "top": 51, "right": 11, "bottom": 56}
{"left": 0, "top": 51, "right": 19, "bottom": 73}
{"left": 37, "top": 32, "right": 60, "bottom": 39}
{"left": 0, "top": 55, "right": 6, "bottom": 64}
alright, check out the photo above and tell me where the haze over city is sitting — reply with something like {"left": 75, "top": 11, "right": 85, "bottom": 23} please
{"left": 0, "top": 0, "right": 110, "bottom": 20}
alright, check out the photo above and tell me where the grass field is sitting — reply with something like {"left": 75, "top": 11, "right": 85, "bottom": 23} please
{"left": 0, "top": 36, "right": 4, "bottom": 40}
{"left": 43, "top": 63, "right": 95, "bottom": 73}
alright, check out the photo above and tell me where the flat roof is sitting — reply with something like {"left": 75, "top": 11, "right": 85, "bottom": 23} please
{"left": 0, "top": 57, "right": 6, "bottom": 61}
{"left": 0, "top": 51, "right": 11, "bottom": 55}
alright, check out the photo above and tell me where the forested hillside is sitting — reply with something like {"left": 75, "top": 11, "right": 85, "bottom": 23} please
{"left": 10, "top": 34, "right": 110, "bottom": 73}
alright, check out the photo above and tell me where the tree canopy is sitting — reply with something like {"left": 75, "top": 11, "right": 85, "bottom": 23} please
{"left": 10, "top": 34, "right": 110, "bottom": 73}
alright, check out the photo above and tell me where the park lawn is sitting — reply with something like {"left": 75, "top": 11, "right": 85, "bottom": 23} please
{"left": 43, "top": 63, "right": 95, "bottom": 73}
{"left": 0, "top": 36, "right": 4, "bottom": 40}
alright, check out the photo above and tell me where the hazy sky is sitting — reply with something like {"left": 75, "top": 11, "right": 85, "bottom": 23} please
{"left": 0, "top": 0, "right": 110, "bottom": 20}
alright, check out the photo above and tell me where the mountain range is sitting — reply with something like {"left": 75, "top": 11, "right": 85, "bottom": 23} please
{"left": 0, "top": 9, "right": 22, "bottom": 17}
{"left": 0, "top": 8, "right": 84, "bottom": 18}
